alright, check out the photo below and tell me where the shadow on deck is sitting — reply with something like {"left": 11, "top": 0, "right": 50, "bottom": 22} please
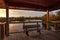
{"left": 5, "top": 31, "right": 60, "bottom": 40}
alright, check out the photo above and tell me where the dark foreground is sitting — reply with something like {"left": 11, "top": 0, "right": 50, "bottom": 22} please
{"left": 4, "top": 31, "right": 60, "bottom": 40}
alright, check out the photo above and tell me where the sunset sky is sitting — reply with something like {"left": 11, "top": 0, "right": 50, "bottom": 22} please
{"left": 0, "top": 9, "right": 60, "bottom": 17}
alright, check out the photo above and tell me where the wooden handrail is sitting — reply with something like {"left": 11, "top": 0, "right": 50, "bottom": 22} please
{"left": 0, "top": 23, "right": 5, "bottom": 40}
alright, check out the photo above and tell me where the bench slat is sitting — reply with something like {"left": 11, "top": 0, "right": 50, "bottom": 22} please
{"left": 23, "top": 24, "right": 40, "bottom": 29}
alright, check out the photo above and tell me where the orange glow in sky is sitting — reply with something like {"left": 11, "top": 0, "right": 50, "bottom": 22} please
{"left": 0, "top": 9, "right": 6, "bottom": 17}
{"left": 0, "top": 9, "right": 59, "bottom": 17}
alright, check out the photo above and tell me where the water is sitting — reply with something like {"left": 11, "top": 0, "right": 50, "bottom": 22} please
{"left": 9, "top": 22, "right": 43, "bottom": 33}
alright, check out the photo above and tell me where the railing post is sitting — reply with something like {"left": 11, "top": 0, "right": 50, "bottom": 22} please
{"left": 5, "top": 5, "right": 9, "bottom": 36}
{"left": 0, "top": 24, "right": 4, "bottom": 40}
{"left": 54, "top": 22, "right": 57, "bottom": 31}
{"left": 23, "top": 22, "right": 29, "bottom": 36}
{"left": 37, "top": 22, "right": 41, "bottom": 34}
{"left": 37, "top": 22, "right": 38, "bottom": 31}
{"left": 37, "top": 22, "right": 39, "bottom": 32}
{"left": 46, "top": 9, "right": 49, "bottom": 31}
{"left": 23, "top": 21, "right": 25, "bottom": 29}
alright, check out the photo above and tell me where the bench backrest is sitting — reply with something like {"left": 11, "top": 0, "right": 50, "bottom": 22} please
{"left": 23, "top": 24, "right": 40, "bottom": 29}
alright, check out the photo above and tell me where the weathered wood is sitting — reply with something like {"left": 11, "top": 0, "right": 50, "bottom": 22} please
{"left": 10, "top": 21, "right": 42, "bottom": 24}
{"left": 5, "top": 6, "right": 9, "bottom": 36}
{"left": 23, "top": 22, "right": 40, "bottom": 36}
{"left": 46, "top": 10, "right": 49, "bottom": 30}
{"left": 0, "top": 23, "right": 5, "bottom": 40}
{"left": 9, "top": 31, "right": 60, "bottom": 40}
{"left": 23, "top": 24, "right": 40, "bottom": 29}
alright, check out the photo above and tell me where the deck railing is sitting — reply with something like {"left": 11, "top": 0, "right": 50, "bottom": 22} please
{"left": 9, "top": 21, "right": 60, "bottom": 33}
{"left": 9, "top": 21, "right": 42, "bottom": 34}
{"left": 0, "top": 23, "right": 6, "bottom": 40}
{"left": 8, "top": 21, "right": 60, "bottom": 40}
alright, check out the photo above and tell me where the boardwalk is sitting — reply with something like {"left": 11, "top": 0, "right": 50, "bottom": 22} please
{"left": 8, "top": 31, "right": 60, "bottom": 40}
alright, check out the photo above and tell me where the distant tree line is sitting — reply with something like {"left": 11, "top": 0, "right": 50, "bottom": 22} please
{"left": 0, "top": 17, "right": 42, "bottom": 22}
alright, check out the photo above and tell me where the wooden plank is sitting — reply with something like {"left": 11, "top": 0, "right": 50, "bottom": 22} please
{"left": 46, "top": 10, "right": 49, "bottom": 30}
{"left": 0, "top": 23, "right": 5, "bottom": 40}
{"left": 23, "top": 24, "right": 40, "bottom": 29}
{"left": 5, "top": 6, "right": 9, "bottom": 36}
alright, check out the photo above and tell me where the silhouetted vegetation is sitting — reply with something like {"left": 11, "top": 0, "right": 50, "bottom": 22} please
{"left": 55, "top": 11, "right": 60, "bottom": 29}
{"left": 41, "top": 11, "right": 60, "bottom": 30}
{"left": 55, "top": 11, "right": 60, "bottom": 21}
{"left": 0, "top": 17, "right": 6, "bottom": 22}
{"left": 0, "top": 17, "right": 42, "bottom": 22}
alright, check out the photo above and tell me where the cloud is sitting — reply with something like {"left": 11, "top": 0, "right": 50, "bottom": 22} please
{"left": 9, "top": 9, "right": 46, "bottom": 17}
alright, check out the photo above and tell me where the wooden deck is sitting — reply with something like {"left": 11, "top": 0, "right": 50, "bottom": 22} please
{"left": 6, "top": 31, "right": 60, "bottom": 40}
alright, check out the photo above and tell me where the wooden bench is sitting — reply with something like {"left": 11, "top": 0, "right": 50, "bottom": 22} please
{"left": 23, "top": 24, "right": 41, "bottom": 36}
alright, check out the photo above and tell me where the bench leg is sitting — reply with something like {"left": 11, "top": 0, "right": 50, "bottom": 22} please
{"left": 37, "top": 29, "right": 40, "bottom": 32}
{"left": 26, "top": 31, "right": 29, "bottom": 36}
{"left": 37, "top": 30, "right": 41, "bottom": 34}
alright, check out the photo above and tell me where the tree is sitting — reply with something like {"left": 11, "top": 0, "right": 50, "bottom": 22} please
{"left": 42, "top": 13, "right": 56, "bottom": 28}
{"left": 55, "top": 11, "right": 60, "bottom": 21}
{"left": 42, "top": 13, "right": 56, "bottom": 21}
